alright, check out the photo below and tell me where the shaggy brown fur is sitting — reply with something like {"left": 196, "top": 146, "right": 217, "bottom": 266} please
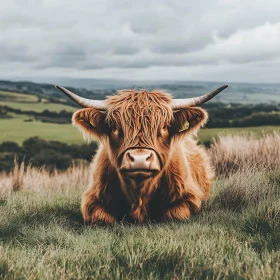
{"left": 73, "top": 90, "right": 214, "bottom": 224}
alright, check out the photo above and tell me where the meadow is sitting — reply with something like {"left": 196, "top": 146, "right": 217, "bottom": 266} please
{"left": 0, "top": 113, "right": 83, "bottom": 145}
{"left": 1, "top": 133, "right": 280, "bottom": 279}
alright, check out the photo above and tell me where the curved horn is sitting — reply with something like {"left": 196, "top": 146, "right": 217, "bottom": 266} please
{"left": 55, "top": 85, "right": 109, "bottom": 110}
{"left": 170, "top": 85, "right": 228, "bottom": 109}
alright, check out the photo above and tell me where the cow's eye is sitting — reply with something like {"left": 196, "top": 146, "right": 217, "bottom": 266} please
{"left": 158, "top": 125, "right": 169, "bottom": 137}
{"left": 111, "top": 125, "right": 123, "bottom": 138}
{"left": 112, "top": 126, "right": 118, "bottom": 134}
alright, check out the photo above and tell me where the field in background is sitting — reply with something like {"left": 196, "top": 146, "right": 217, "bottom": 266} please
{"left": 0, "top": 91, "right": 39, "bottom": 102}
{"left": 199, "top": 125, "right": 280, "bottom": 143}
{"left": 1, "top": 112, "right": 280, "bottom": 144}
{"left": 0, "top": 114, "right": 83, "bottom": 144}
{"left": 1, "top": 89, "right": 280, "bottom": 145}
{"left": 0, "top": 90, "right": 81, "bottom": 144}
{"left": 1, "top": 133, "right": 280, "bottom": 279}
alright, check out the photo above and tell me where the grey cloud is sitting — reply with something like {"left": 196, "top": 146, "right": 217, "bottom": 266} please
{"left": 112, "top": 45, "right": 140, "bottom": 55}
{"left": 0, "top": 44, "right": 36, "bottom": 63}
{"left": 36, "top": 47, "right": 87, "bottom": 69}
{"left": 1, "top": 0, "right": 280, "bottom": 82}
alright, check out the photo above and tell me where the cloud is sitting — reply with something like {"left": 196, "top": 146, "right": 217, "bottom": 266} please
{"left": 1, "top": 0, "right": 280, "bottom": 82}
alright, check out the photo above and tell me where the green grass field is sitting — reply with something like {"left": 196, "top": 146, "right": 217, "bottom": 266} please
{"left": 0, "top": 113, "right": 83, "bottom": 144}
{"left": 0, "top": 90, "right": 80, "bottom": 144}
{"left": 1, "top": 165, "right": 279, "bottom": 279}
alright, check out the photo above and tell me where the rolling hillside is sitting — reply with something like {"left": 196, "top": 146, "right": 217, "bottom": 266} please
{"left": 0, "top": 91, "right": 82, "bottom": 144}
{"left": 1, "top": 86, "right": 280, "bottom": 145}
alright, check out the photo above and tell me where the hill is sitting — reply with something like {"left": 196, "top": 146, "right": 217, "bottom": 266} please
{"left": 0, "top": 80, "right": 111, "bottom": 108}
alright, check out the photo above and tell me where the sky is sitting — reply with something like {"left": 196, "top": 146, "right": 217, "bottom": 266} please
{"left": 1, "top": 0, "right": 280, "bottom": 83}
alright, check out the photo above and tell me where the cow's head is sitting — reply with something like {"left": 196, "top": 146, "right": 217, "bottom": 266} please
{"left": 56, "top": 85, "right": 228, "bottom": 183}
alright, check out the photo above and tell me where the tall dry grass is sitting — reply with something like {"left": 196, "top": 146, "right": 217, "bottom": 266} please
{"left": 0, "top": 161, "right": 89, "bottom": 199}
{"left": 211, "top": 131, "right": 280, "bottom": 175}
{"left": 208, "top": 131, "right": 280, "bottom": 211}
{"left": 1, "top": 131, "right": 280, "bottom": 198}
{"left": 11, "top": 157, "right": 25, "bottom": 192}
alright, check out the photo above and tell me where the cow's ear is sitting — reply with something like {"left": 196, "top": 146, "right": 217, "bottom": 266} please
{"left": 72, "top": 108, "right": 108, "bottom": 141}
{"left": 171, "top": 107, "right": 208, "bottom": 136}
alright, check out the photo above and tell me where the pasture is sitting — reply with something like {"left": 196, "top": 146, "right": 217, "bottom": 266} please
{"left": 0, "top": 91, "right": 39, "bottom": 102}
{"left": 0, "top": 114, "right": 84, "bottom": 145}
{"left": 1, "top": 133, "right": 280, "bottom": 279}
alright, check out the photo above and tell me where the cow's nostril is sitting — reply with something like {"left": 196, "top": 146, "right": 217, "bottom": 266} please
{"left": 146, "top": 152, "right": 153, "bottom": 162}
{"left": 127, "top": 152, "right": 135, "bottom": 162}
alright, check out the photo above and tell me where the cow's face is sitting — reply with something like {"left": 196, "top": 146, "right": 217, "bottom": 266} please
{"left": 73, "top": 90, "right": 207, "bottom": 182}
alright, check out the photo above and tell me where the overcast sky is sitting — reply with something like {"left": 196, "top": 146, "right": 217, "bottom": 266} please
{"left": 1, "top": 0, "right": 280, "bottom": 83}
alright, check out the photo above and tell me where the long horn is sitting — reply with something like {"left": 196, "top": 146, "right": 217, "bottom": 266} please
{"left": 170, "top": 85, "right": 228, "bottom": 109}
{"left": 55, "top": 85, "right": 109, "bottom": 110}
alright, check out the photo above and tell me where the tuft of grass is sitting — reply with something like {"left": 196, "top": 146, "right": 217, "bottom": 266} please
{"left": 211, "top": 167, "right": 278, "bottom": 211}
{"left": 243, "top": 202, "right": 280, "bottom": 252}
{"left": 0, "top": 260, "right": 10, "bottom": 279}
{"left": 11, "top": 157, "right": 25, "bottom": 192}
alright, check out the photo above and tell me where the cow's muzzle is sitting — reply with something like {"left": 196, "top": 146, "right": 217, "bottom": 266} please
{"left": 120, "top": 148, "right": 161, "bottom": 178}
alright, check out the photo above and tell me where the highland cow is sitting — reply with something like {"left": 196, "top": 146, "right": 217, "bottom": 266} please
{"left": 56, "top": 85, "right": 228, "bottom": 224}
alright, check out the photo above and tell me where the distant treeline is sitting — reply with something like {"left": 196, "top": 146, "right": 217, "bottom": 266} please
{"left": 0, "top": 106, "right": 12, "bottom": 119}
{"left": 0, "top": 137, "right": 97, "bottom": 173}
{"left": 204, "top": 103, "right": 280, "bottom": 128}
{"left": 0, "top": 105, "right": 72, "bottom": 124}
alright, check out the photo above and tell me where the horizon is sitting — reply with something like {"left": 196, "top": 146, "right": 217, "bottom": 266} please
{"left": 3, "top": 77, "right": 280, "bottom": 87}
{"left": 2, "top": 77, "right": 280, "bottom": 105}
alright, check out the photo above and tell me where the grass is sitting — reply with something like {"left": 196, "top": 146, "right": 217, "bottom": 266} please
{"left": 210, "top": 132, "right": 280, "bottom": 175}
{"left": 0, "top": 113, "right": 84, "bottom": 145}
{"left": 0, "top": 134, "right": 280, "bottom": 279}
{"left": 0, "top": 100, "right": 76, "bottom": 113}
